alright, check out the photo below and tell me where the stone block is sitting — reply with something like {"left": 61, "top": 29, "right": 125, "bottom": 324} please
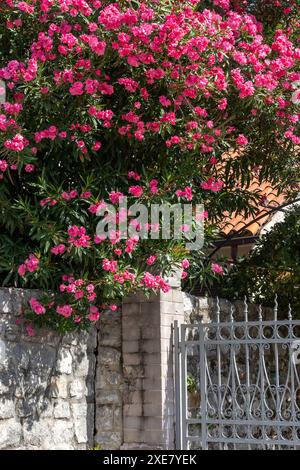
{"left": 74, "top": 417, "right": 88, "bottom": 444}
{"left": 98, "top": 347, "right": 121, "bottom": 369}
{"left": 56, "top": 349, "right": 73, "bottom": 375}
{"left": 0, "top": 399, "right": 14, "bottom": 419}
{"left": 51, "top": 421, "right": 75, "bottom": 446}
{"left": 0, "top": 289, "right": 13, "bottom": 314}
{"left": 95, "top": 431, "right": 122, "bottom": 450}
{"left": 96, "top": 405, "right": 114, "bottom": 431}
{"left": 96, "top": 369, "right": 123, "bottom": 390}
{"left": 69, "top": 379, "right": 87, "bottom": 399}
{"left": 0, "top": 419, "right": 22, "bottom": 448}
{"left": 123, "top": 404, "right": 143, "bottom": 417}
{"left": 53, "top": 400, "right": 71, "bottom": 419}
{"left": 51, "top": 375, "right": 68, "bottom": 399}
{"left": 71, "top": 402, "right": 87, "bottom": 418}
{"left": 96, "top": 390, "right": 122, "bottom": 405}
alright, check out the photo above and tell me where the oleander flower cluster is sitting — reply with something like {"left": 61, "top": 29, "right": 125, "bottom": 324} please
{"left": 0, "top": 0, "right": 299, "bottom": 333}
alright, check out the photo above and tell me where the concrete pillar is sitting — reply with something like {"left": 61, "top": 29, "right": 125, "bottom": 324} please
{"left": 121, "top": 272, "right": 185, "bottom": 450}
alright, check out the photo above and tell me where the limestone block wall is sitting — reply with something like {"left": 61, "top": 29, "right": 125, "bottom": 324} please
{"left": 0, "top": 288, "right": 97, "bottom": 450}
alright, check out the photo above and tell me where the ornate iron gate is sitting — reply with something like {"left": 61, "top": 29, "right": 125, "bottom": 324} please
{"left": 174, "top": 301, "right": 300, "bottom": 450}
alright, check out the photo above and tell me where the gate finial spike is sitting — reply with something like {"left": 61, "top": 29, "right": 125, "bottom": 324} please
{"left": 230, "top": 305, "right": 234, "bottom": 323}
{"left": 244, "top": 296, "right": 248, "bottom": 322}
{"left": 258, "top": 305, "right": 263, "bottom": 322}
{"left": 274, "top": 294, "right": 278, "bottom": 321}
{"left": 288, "top": 304, "right": 293, "bottom": 321}
{"left": 216, "top": 297, "right": 220, "bottom": 323}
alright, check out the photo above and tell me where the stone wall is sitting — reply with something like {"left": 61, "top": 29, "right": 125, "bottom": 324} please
{"left": 0, "top": 288, "right": 124, "bottom": 450}
{"left": 0, "top": 288, "right": 97, "bottom": 450}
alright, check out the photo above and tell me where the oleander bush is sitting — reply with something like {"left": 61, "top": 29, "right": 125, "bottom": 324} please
{"left": 0, "top": 0, "right": 299, "bottom": 332}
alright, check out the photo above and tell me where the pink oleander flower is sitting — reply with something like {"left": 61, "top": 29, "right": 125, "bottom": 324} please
{"left": 146, "top": 255, "right": 157, "bottom": 266}
{"left": 201, "top": 178, "right": 223, "bottom": 192}
{"left": 211, "top": 263, "right": 224, "bottom": 275}
{"left": 69, "top": 81, "right": 84, "bottom": 96}
{"left": 129, "top": 186, "right": 143, "bottom": 198}
{"left": 4, "top": 134, "right": 29, "bottom": 152}
{"left": 56, "top": 305, "right": 73, "bottom": 318}
{"left": 26, "top": 325, "right": 36, "bottom": 337}
{"left": 25, "top": 164, "right": 35, "bottom": 173}
{"left": 236, "top": 134, "right": 249, "bottom": 146}
{"left": 128, "top": 171, "right": 141, "bottom": 181}
{"left": 102, "top": 259, "right": 118, "bottom": 273}
{"left": 51, "top": 244, "right": 66, "bottom": 255}
{"left": 182, "top": 259, "right": 190, "bottom": 269}
{"left": 109, "top": 305, "right": 118, "bottom": 312}
{"left": 29, "top": 298, "right": 46, "bottom": 315}
{"left": 176, "top": 186, "right": 193, "bottom": 201}
{"left": 109, "top": 191, "right": 124, "bottom": 204}
{"left": 0, "top": 160, "right": 8, "bottom": 172}
{"left": 18, "top": 264, "right": 27, "bottom": 277}
{"left": 18, "top": 254, "right": 40, "bottom": 277}
{"left": 88, "top": 306, "right": 100, "bottom": 322}
{"left": 149, "top": 179, "right": 158, "bottom": 194}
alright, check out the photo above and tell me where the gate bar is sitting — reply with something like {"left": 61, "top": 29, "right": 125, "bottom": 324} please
{"left": 174, "top": 321, "right": 182, "bottom": 450}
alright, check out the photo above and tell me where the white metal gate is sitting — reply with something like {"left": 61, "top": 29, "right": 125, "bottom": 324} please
{"left": 174, "top": 301, "right": 300, "bottom": 450}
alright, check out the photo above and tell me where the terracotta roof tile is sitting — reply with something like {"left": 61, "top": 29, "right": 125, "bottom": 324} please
{"left": 220, "top": 180, "right": 286, "bottom": 236}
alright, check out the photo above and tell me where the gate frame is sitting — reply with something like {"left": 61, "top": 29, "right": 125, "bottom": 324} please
{"left": 174, "top": 306, "right": 300, "bottom": 450}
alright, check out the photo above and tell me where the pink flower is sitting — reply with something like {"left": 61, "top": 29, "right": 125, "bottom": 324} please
{"left": 0, "top": 160, "right": 8, "bottom": 172}
{"left": 56, "top": 305, "right": 73, "bottom": 318}
{"left": 109, "top": 191, "right": 124, "bottom": 204}
{"left": 109, "top": 305, "right": 118, "bottom": 312}
{"left": 25, "top": 164, "right": 35, "bottom": 173}
{"left": 69, "top": 82, "right": 84, "bottom": 96}
{"left": 29, "top": 298, "right": 46, "bottom": 315}
{"left": 146, "top": 255, "right": 157, "bottom": 266}
{"left": 88, "top": 306, "right": 100, "bottom": 322}
{"left": 236, "top": 134, "right": 249, "bottom": 146}
{"left": 26, "top": 325, "right": 36, "bottom": 337}
{"left": 149, "top": 179, "right": 158, "bottom": 195}
{"left": 211, "top": 263, "right": 224, "bottom": 275}
{"left": 128, "top": 171, "right": 141, "bottom": 181}
{"left": 81, "top": 191, "right": 92, "bottom": 199}
{"left": 159, "top": 96, "right": 171, "bottom": 107}
{"left": 102, "top": 259, "right": 118, "bottom": 273}
{"left": 181, "top": 259, "right": 190, "bottom": 269}
{"left": 4, "top": 134, "right": 29, "bottom": 152}
{"left": 176, "top": 186, "right": 193, "bottom": 201}
{"left": 51, "top": 244, "right": 66, "bottom": 255}
{"left": 19, "top": 254, "right": 39, "bottom": 276}
{"left": 201, "top": 178, "right": 223, "bottom": 192}
{"left": 129, "top": 186, "right": 143, "bottom": 198}
{"left": 18, "top": 264, "right": 26, "bottom": 277}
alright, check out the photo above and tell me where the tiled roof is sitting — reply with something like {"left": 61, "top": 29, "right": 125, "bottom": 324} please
{"left": 220, "top": 180, "right": 286, "bottom": 237}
